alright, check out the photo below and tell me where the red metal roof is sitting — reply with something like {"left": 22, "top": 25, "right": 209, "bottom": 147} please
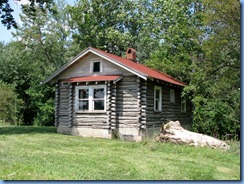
{"left": 90, "top": 47, "right": 187, "bottom": 87}
{"left": 63, "top": 75, "right": 122, "bottom": 83}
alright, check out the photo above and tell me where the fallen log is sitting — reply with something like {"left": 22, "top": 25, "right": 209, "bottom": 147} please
{"left": 156, "top": 121, "right": 229, "bottom": 150}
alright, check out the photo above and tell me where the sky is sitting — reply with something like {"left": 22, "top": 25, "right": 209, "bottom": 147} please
{"left": 0, "top": 0, "right": 75, "bottom": 43}
{"left": 0, "top": 0, "right": 23, "bottom": 43}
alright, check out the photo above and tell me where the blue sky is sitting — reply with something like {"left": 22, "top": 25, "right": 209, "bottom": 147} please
{"left": 0, "top": 0, "right": 22, "bottom": 43}
{"left": 0, "top": 0, "right": 75, "bottom": 43}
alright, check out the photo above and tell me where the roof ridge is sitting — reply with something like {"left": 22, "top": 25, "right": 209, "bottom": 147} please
{"left": 42, "top": 46, "right": 187, "bottom": 86}
{"left": 90, "top": 47, "right": 186, "bottom": 86}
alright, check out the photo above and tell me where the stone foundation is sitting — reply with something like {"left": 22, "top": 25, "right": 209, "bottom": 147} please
{"left": 71, "top": 126, "right": 112, "bottom": 139}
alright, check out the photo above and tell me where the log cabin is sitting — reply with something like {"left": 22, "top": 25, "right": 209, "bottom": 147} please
{"left": 42, "top": 47, "right": 192, "bottom": 141}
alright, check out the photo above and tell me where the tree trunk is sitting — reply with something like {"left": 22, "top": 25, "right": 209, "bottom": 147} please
{"left": 156, "top": 121, "right": 229, "bottom": 150}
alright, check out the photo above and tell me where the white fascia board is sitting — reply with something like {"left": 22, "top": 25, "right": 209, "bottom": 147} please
{"left": 89, "top": 49, "right": 147, "bottom": 80}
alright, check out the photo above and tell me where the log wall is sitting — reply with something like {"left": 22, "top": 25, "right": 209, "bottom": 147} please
{"left": 146, "top": 80, "right": 192, "bottom": 129}
{"left": 57, "top": 83, "right": 70, "bottom": 127}
{"left": 115, "top": 75, "right": 140, "bottom": 127}
{"left": 55, "top": 76, "right": 192, "bottom": 140}
{"left": 113, "top": 75, "right": 142, "bottom": 140}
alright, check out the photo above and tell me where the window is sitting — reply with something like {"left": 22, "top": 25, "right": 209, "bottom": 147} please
{"left": 170, "top": 89, "right": 175, "bottom": 103}
{"left": 91, "top": 60, "right": 102, "bottom": 73}
{"left": 181, "top": 97, "right": 186, "bottom": 112}
{"left": 154, "top": 86, "right": 162, "bottom": 112}
{"left": 76, "top": 85, "right": 106, "bottom": 112}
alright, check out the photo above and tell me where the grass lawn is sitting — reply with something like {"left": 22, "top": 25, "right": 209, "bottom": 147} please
{"left": 0, "top": 125, "right": 240, "bottom": 180}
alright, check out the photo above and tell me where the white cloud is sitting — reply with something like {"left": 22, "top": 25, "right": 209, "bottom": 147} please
{"left": 14, "top": 0, "right": 30, "bottom": 5}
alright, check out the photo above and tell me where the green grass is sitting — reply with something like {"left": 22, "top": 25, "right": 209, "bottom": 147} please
{"left": 0, "top": 125, "right": 240, "bottom": 180}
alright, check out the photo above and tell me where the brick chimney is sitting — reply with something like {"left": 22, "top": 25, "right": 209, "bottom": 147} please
{"left": 126, "top": 48, "right": 136, "bottom": 62}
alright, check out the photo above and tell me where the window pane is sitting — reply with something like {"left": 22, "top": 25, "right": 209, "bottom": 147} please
{"left": 94, "top": 100, "right": 104, "bottom": 110}
{"left": 79, "top": 100, "right": 89, "bottom": 110}
{"left": 79, "top": 89, "right": 89, "bottom": 99}
{"left": 155, "top": 89, "right": 160, "bottom": 99}
{"left": 181, "top": 98, "right": 186, "bottom": 112}
{"left": 93, "top": 88, "right": 104, "bottom": 99}
{"left": 155, "top": 100, "right": 159, "bottom": 110}
{"left": 93, "top": 62, "right": 100, "bottom": 72}
{"left": 170, "top": 89, "right": 175, "bottom": 103}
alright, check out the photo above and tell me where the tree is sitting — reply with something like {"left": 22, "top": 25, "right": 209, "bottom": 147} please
{"left": 144, "top": 0, "right": 240, "bottom": 139}
{"left": 145, "top": 0, "right": 204, "bottom": 83}
{"left": 190, "top": 0, "right": 240, "bottom": 139}
{"left": 0, "top": 0, "right": 54, "bottom": 29}
{"left": 0, "top": 41, "right": 34, "bottom": 124}
{"left": 68, "top": 0, "right": 161, "bottom": 61}
{"left": 12, "top": 0, "right": 80, "bottom": 126}
{"left": 0, "top": 80, "right": 23, "bottom": 124}
{"left": 0, "top": 0, "right": 79, "bottom": 126}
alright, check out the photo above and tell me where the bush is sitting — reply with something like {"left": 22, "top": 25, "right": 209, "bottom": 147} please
{"left": 192, "top": 96, "right": 240, "bottom": 140}
{"left": 0, "top": 81, "right": 23, "bottom": 125}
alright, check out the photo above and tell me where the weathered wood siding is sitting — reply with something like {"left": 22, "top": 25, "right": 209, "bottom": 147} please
{"left": 115, "top": 75, "right": 140, "bottom": 128}
{"left": 146, "top": 80, "right": 192, "bottom": 129}
{"left": 54, "top": 53, "right": 132, "bottom": 81}
{"left": 57, "top": 83, "right": 70, "bottom": 127}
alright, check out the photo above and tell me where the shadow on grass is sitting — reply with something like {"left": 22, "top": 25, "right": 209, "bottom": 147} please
{"left": 0, "top": 126, "right": 57, "bottom": 135}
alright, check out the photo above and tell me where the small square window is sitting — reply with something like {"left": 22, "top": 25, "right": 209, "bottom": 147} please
{"left": 93, "top": 62, "right": 100, "bottom": 72}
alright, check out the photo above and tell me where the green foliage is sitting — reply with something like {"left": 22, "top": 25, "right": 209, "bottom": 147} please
{"left": 0, "top": 0, "right": 79, "bottom": 126}
{"left": 0, "top": 81, "right": 23, "bottom": 125}
{"left": 145, "top": 0, "right": 204, "bottom": 82}
{"left": 145, "top": 0, "right": 240, "bottom": 139}
{"left": 0, "top": 126, "right": 240, "bottom": 180}
{"left": 189, "top": 0, "right": 240, "bottom": 139}
{"left": 191, "top": 96, "right": 239, "bottom": 139}
{"left": 0, "top": 41, "right": 34, "bottom": 124}
{"left": 68, "top": 0, "right": 161, "bottom": 61}
{"left": 0, "top": 0, "right": 54, "bottom": 29}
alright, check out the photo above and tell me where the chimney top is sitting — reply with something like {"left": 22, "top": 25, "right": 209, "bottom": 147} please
{"left": 126, "top": 48, "right": 136, "bottom": 62}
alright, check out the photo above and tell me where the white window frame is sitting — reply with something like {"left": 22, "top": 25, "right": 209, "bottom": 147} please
{"left": 181, "top": 96, "right": 186, "bottom": 112}
{"left": 75, "top": 85, "right": 106, "bottom": 112}
{"left": 90, "top": 59, "right": 103, "bottom": 73}
{"left": 154, "top": 86, "right": 162, "bottom": 112}
{"left": 170, "top": 89, "right": 175, "bottom": 103}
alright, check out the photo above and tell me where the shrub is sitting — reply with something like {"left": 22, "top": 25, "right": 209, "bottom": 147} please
{"left": 0, "top": 81, "right": 23, "bottom": 125}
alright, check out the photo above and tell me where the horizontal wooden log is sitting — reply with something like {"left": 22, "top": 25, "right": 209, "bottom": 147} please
{"left": 114, "top": 119, "right": 138, "bottom": 124}
{"left": 111, "top": 108, "right": 139, "bottom": 112}
{"left": 73, "top": 121, "right": 108, "bottom": 125}
{"left": 73, "top": 117, "right": 107, "bottom": 122}
{"left": 115, "top": 101, "right": 138, "bottom": 105}
{"left": 73, "top": 114, "right": 107, "bottom": 118}
{"left": 116, "top": 116, "right": 139, "bottom": 120}
{"left": 115, "top": 105, "right": 139, "bottom": 110}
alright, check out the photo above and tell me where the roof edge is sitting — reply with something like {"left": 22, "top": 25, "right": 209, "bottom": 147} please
{"left": 41, "top": 47, "right": 90, "bottom": 84}
{"left": 41, "top": 47, "right": 147, "bottom": 85}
